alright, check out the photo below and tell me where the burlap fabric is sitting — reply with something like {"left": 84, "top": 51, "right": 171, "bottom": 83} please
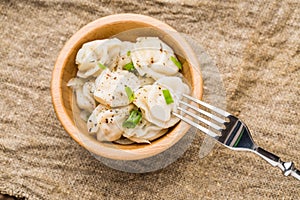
{"left": 1, "top": 0, "right": 299, "bottom": 199}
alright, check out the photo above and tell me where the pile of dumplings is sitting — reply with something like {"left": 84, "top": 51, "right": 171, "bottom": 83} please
{"left": 68, "top": 37, "right": 190, "bottom": 144}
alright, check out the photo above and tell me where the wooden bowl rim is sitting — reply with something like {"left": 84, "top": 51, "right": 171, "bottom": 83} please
{"left": 51, "top": 13, "right": 203, "bottom": 160}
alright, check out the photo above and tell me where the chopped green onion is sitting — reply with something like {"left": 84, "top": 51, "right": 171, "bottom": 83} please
{"left": 98, "top": 63, "right": 107, "bottom": 69}
{"left": 123, "top": 62, "right": 135, "bottom": 71}
{"left": 170, "top": 56, "right": 182, "bottom": 70}
{"left": 127, "top": 51, "right": 131, "bottom": 56}
{"left": 162, "top": 89, "right": 174, "bottom": 105}
{"left": 122, "top": 109, "right": 142, "bottom": 128}
{"left": 125, "top": 86, "right": 134, "bottom": 102}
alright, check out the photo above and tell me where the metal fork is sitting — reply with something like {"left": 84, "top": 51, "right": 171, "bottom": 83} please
{"left": 172, "top": 94, "right": 300, "bottom": 181}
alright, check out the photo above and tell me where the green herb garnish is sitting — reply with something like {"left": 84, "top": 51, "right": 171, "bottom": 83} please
{"left": 127, "top": 51, "right": 131, "bottom": 56}
{"left": 123, "top": 62, "right": 135, "bottom": 71}
{"left": 98, "top": 63, "right": 107, "bottom": 69}
{"left": 125, "top": 86, "right": 134, "bottom": 102}
{"left": 122, "top": 109, "right": 142, "bottom": 128}
{"left": 162, "top": 89, "right": 174, "bottom": 105}
{"left": 170, "top": 56, "right": 182, "bottom": 70}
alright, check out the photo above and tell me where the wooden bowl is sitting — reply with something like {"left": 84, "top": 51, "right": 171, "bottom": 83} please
{"left": 51, "top": 14, "right": 203, "bottom": 160}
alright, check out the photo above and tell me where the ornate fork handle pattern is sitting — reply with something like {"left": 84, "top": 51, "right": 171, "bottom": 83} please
{"left": 254, "top": 147, "right": 300, "bottom": 180}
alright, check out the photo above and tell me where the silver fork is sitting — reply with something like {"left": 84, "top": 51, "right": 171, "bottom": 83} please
{"left": 172, "top": 94, "right": 300, "bottom": 181}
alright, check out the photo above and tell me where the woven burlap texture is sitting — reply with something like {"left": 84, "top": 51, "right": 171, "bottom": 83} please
{"left": 0, "top": 0, "right": 299, "bottom": 199}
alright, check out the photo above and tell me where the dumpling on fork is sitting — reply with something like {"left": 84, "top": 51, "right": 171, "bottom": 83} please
{"left": 133, "top": 76, "right": 190, "bottom": 128}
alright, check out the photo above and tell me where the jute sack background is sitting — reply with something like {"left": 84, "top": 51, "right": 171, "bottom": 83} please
{"left": 0, "top": 0, "right": 299, "bottom": 199}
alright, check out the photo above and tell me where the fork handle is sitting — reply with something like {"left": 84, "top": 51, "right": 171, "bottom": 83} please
{"left": 254, "top": 147, "right": 300, "bottom": 181}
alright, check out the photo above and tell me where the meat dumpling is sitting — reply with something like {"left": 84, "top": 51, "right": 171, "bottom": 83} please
{"left": 123, "top": 119, "right": 168, "bottom": 143}
{"left": 76, "top": 38, "right": 123, "bottom": 78}
{"left": 155, "top": 76, "right": 190, "bottom": 100}
{"left": 87, "top": 104, "right": 133, "bottom": 142}
{"left": 67, "top": 78, "right": 96, "bottom": 113}
{"left": 133, "top": 77, "right": 190, "bottom": 128}
{"left": 131, "top": 37, "right": 180, "bottom": 80}
{"left": 94, "top": 69, "right": 140, "bottom": 107}
{"left": 133, "top": 85, "right": 178, "bottom": 128}
{"left": 111, "top": 41, "right": 134, "bottom": 71}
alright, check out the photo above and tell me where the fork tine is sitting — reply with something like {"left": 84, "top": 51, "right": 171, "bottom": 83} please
{"left": 182, "top": 94, "right": 230, "bottom": 117}
{"left": 179, "top": 100, "right": 226, "bottom": 124}
{"left": 177, "top": 107, "right": 223, "bottom": 131}
{"left": 172, "top": 112, "right": 219, "bottom": 138}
